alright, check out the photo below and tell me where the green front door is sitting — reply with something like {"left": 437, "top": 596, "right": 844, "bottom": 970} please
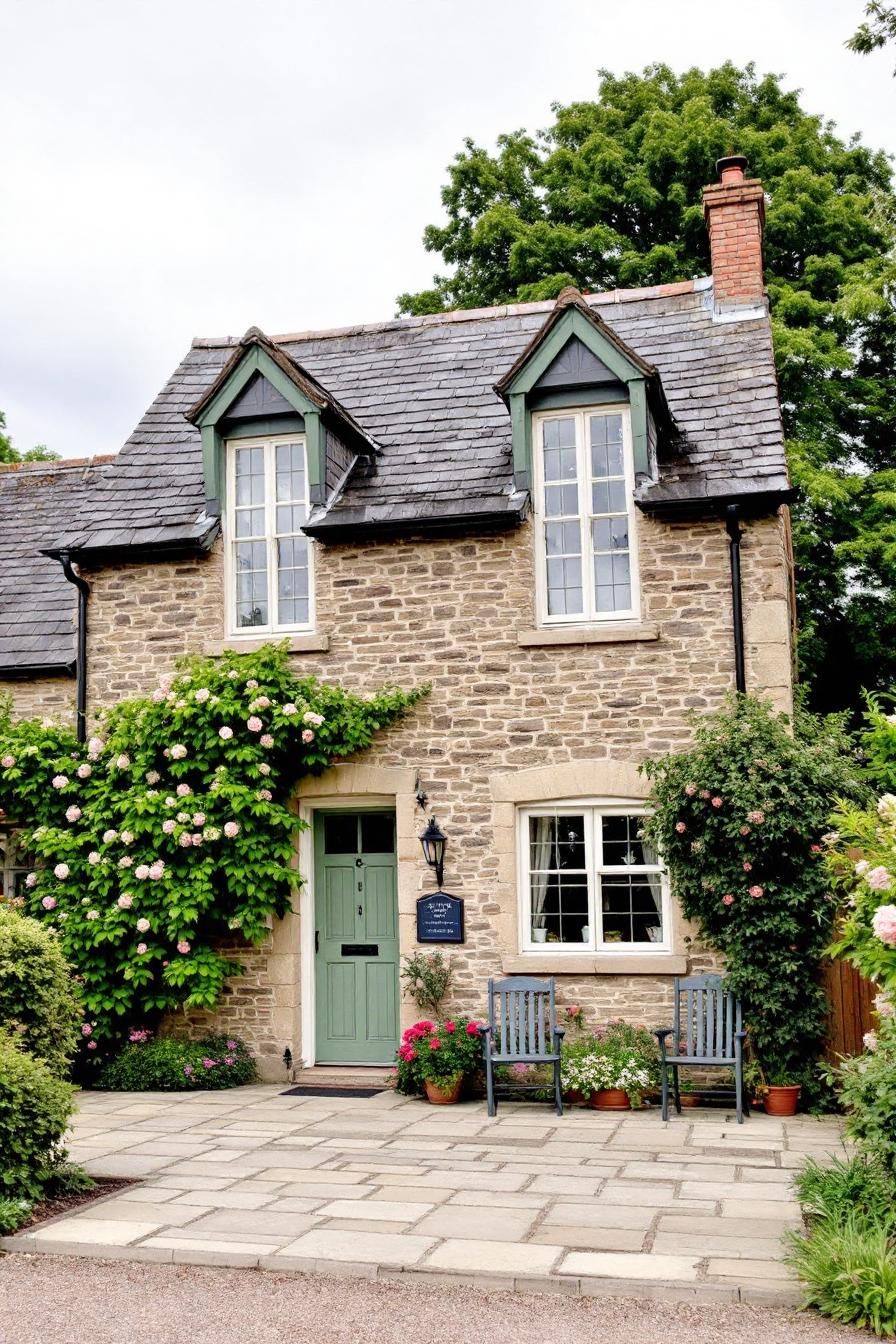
{"left": 314, "top": 810, "right": 399, "bottom": 1065}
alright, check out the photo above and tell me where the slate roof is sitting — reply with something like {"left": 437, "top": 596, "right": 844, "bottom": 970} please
{"left": 1, "top": 275, "right": 790, "bottom": 673}
{"left": 0, "top": 458, "right": 117, "bottom": 675}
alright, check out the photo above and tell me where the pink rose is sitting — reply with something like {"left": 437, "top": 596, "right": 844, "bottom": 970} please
{"left": 219, "top": 726, "right": 233, "bottom": 740}
{"left": 258, "top": 763, "right": 271, "bottom": 776}
{"left": 302, "top": 729, "right": 314, "bottom": 744}
{"left": 257, "top": 789, "right": 272, "bottom": 802}
{"left": 77, "top": 763, "right": 92, "bottom": 779}
{"left": 711, "top": 796, "right": 723, "bottom": 808}
{"left": 194, "top": 688, "right": 210, "bottom": 703}
{"left": 282, "top": 703, "right": 298, "bottom": 717}
{"left": 118, "top": 893, "right": 134, "bottom": 908}
{"left": 224, "top": 821, "right": 240, "bottom": 838}
{"left": 162, "top": 819, "right": 176, "bottom": 834}
{"left": 88, "top": 851, "right": 101, "bottom": 865}
{"left": 25, "top": 873, "right": 37, "bottom": 888}
{"left": 684, "top": 784, "right": 697, "bottom": 796}
{"left": 52, "top": 775, "right": 69, "bottom": 790}
{"left": 53, "top": 862, "right": 69, "bottom": 879}
{"left": 675, "top": 821, "right": 686, "bottom": 833}
{"left": 191, "top": 833, "right": 202, "bottom": 846}
{"left": 176, "top": 783, "right": 191, "bottom": 797}
{"left": 86, "top": 909, "right": 99, "bottom": 920}
{"left": 226, "top": 1040, "right": 237, "bottom": 1050}
{"left": 867, "top": 867, "right": 894, "bottom": 892}
{"left": 134, "top": 866, "right": 150, "bottom": 881}
{"left": 136, "top": 918, "right": 150, "bottom": 932}
{"left": 722, "top": 894, "right": 734, "bottom": 906}
{"left": 87, "top": 1039, "right": 97, "bottom": 1050}
{"left": 749, "top": 885, "right": 764, "bottom": 899}
{"left": 246, "top": 679, "right": 259, "bottom": 689}
{"left": 740, "top": 826, "right": 750, "bottom": 836}
{"left": 177, "top": 940, "right": 191, "bottom": 954}
{"left": 65, "top": 805, "right": 82, "bottom": 823}
{"left": 170, "top": 744, "right": 187, "bottom": 760}
{"left": 81, "top": 1023, "right": 92, "bottom": 1036}
{"left": 41, "top": 896, "right": 57, "bottom": 910}
{"left": 260, "top": 734, "right": 274, "bottom": 749}
{"left": 743, "top": 861, "right": 752, "bottom": 872}
{"left": 1, "top": 754, "right": 15, "bottom": 769}
{"left": 136, "top": 942, "right": 148, "bottom": 955}
{"left": 192, "top": 813, "right": 206, "bottom": 827}
{"left": 149, "top": 861, "right": 165, "bottom": 879}
{"left": 103, "top": 829, "right": 118, "bottom": 844}
{"left": 179, "top": 832, "right": 192, "bottom": 848}
{"left": 247, "top": 716, "right": 263, "bottom": 733}
{"left": 747, "top": 810, "right": 765, "bottom": 824}
{"left": 116, "top": 754, "right": 130, "bottom": 770}
{"left": 303, "top": 711, "right": 324, "bottom": 727}
{"left": 872, "top": 905, "right": 896, "bottom": 946}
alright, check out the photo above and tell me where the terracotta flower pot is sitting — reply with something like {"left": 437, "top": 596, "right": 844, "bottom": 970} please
{"left": 563, "top": 1088, "right": 586, "bottom": 1105}
{"left": 424, "top": 1075, "right": 463, "bottom": 1105}
{"left": 589, "top": 1088, "right": 631, "bottom": 1111}
{"left": 679, "top": 1093, "right": 700, "bottom": 1108}
{"left": 763, "top": 1085, "right": 801, "bottom": 1116}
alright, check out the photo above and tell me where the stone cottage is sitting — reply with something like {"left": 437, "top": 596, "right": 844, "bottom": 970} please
{"left": 0, "top": 157, "right": 794, "bottom": 1077}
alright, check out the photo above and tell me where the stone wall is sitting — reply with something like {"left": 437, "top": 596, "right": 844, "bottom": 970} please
{"left": 2, "top": 676, "right": 75, "bottom": 722}
{"left": 5, "top": 507, "right": 794, "bottom": 1075}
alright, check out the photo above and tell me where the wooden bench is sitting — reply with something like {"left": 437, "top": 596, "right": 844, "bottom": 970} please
{"left": 655, "top": 974, "right": 748, "bottom": 1123}
{"left": 479, "top": 976, "right": 565, "bottom": 1117}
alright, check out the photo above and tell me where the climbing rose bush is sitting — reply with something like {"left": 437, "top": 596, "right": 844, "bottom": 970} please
{"left": 643, "top": 695, "right": 866, "bottom": 1098}
{"left": 828, "top": 700, "right": 896, "bottom": 995}
{"left": 0, "top": 643, "right": 424, "bottom": 1059}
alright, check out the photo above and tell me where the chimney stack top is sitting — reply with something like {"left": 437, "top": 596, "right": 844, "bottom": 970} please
{"left": 715, "top": 154, "right": 750, "bottom": 185}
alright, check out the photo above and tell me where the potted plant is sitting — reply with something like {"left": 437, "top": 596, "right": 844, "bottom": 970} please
{"left": 561, "top": 1020, "right": 659, "bottom": 1110}
{"left": 394, "top": 1017, "right": 483, "bottom": 1104}
{"left": 678, "top": 1077, "right": 700, "bottom": 1108}
{"left": 763, "top": 1074, "right": 801, "bottom": 1116}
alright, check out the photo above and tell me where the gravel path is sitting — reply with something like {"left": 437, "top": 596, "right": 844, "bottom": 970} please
{"left": 0, "top": 1255, "right": 856, "bottom": 1344}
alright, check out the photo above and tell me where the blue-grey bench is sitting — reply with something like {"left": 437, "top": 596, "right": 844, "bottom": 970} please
{"left": 655, "top": 974, "right": 748, "bottom": 1123}
{"left": 479, "top": 976, "right": 565, "bottom": 1117}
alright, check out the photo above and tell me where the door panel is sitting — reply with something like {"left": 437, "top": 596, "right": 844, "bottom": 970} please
{"left": 314, "top": 811, "right": 399, "bottom": 1065}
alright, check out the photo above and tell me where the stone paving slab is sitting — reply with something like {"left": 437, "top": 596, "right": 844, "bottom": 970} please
{"left": 0, "top": 1084, "right": 845, "bottom": 1306}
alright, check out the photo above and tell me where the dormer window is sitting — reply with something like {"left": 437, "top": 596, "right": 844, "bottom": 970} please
{"left": 225, "top": 434, "right": 313, "bottom": 633}
{"left": 533, "top": 406, "right": 639, "bottom": 624}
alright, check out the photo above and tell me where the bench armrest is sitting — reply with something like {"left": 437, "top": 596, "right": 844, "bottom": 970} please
{"left": 654, "top": 1028, "right": 673, "bottom": 1041}
{"left": 553, "top": 1026, "right": 566, "bottom": 1043}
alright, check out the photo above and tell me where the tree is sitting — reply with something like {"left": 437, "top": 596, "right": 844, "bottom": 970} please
{"left": 397, "top": 64, "right": 896, "bottom": 717}
{"left": 0, "top": 410, "right": 58, "bottom": 464}
{"left": 849, "top": 2, "right": 896, "bottom": 71}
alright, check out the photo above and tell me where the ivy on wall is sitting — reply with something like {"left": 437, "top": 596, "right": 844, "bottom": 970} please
{"left": 0, "top": 643, "right": 426, "bottom": 1057}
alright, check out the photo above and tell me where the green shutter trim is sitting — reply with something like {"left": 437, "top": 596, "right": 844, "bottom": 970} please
{"left": 501, "top": 307, "right": 654, "bottom": 491}
{"left": 223, "top": 414, "right": 305, "bottom": 441}
{"left": 193, "top": 345, "right": 327, "bottom": 515}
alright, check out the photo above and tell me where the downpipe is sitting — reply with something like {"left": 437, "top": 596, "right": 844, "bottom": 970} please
{"left": 57, "top": 552, "right": 90, "bottom": 744}
{"left": 725, "top": 504, "right": 747, "bottom": 694}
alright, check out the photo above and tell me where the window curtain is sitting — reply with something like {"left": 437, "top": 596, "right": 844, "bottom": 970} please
{"left": 530, "top": 817, "right": 555, "bottom": 933}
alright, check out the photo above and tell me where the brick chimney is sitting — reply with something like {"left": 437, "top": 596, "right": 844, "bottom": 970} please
{"left": 703, "top": 155, "right": 766, "bottom": 308}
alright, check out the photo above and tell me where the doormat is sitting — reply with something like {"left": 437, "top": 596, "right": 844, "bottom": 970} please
{"left": 281, "top": 1085, "right": 385, "bottom": 1098}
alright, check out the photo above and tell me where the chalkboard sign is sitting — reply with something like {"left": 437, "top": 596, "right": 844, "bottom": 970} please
{"left": 416, "top": 890, "right": 464, "bottom": 944}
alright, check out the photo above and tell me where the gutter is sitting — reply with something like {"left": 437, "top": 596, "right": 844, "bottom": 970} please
{"left": 56, "top": 553, "right": 90, "bottom": 744}
{"left": 725, "top": 505, "right": 747, "bottom": 694}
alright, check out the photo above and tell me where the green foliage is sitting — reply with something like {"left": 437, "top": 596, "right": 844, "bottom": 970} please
{"left": 394, "top": 1017, "right": 483, "bottom": 1095}
{"left": 0, "top": 907, "right": 82, "bottom": 1074}
{"left": 828, "top": 700, "right": 896, "bottom": 992}
{"left": 0, "top": 1198, "right": 31, "bottom": 1234}
{"left": 397, "top": 63, "right": 896, "bottom": 717}
{"left": 786, "top": 1216, "right": 896, "bottom": 1337}
{"left": 0, "top": 642, "right": 425, "bottom": 1060}
{"left": 794, "top": 1155, "right": 896, "bottom": 1231}
{"left": 400, "top": 950, "right": 453, "bottom": 1018}
{"left": 0, "top": 409, "right": 58, "bottom": 464}
{"left": 0, "top": 1033, "right": 75, "bottom": 1200}
{"left": 560, "top": 1020, "right": 659, "bottom": 1103}
{"left": 829, "top": 1016, "right": 896, "bottom": 1178}
{"left": 642, "top": 695, "right": 867, "bottom": 1098}
{"left": 848, "top": 3, "right": 896, "bottom": 71}
{"left": 94, "top": 1033, "right": 256, "bottom": 1091}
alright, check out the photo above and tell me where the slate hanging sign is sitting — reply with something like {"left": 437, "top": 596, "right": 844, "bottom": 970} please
{"left": 416, "top": 890, "right": 464, "bottom": 944}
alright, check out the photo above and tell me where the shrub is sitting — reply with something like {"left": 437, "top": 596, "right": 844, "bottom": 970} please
{"left": 829, "top": 1015, "right": 896, "bottom": 1179}
{"left": 0, "top": 1033, "right": 75, "bottom": 1200}
{"left": 794, "top": 1155, "right": 896, "bottom": 1231}
{"left": 643, "top": 695, "right": 866, "bottom": 1100}
{"left": 400, "top": 951, "right": 453, "bottom": 1018}
{"left": 0, "top": 906, "right": 81, "bottom": 1075}
{"left": 94, "top": 1033, "right": 257, "bottom": 1091}
{"left": 394, "top": 1018, "right": 482, "bottom": 1095}
{"left": 0, "top": 1197, "right": 31, "bottom": 1234}
{"left": 785, "top": 1216, "right": 896, "bottom": 1337}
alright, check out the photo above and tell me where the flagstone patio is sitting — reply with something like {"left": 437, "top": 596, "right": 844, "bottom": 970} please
{"left": 0, "top": 1085, "right": 845, "bottom": 1305}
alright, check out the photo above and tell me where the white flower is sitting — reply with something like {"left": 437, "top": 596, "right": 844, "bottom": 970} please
{"left": 282, "top": 703, "right": 298, "bottom": 717}
{"left": 170, "top": 744, "right": 188, "bottom": 760}
{"left": 165, "top": 796, "right": 176, "bottom": 808}
{"left": 162, "top": 818, "right": 176, "bottom": 834}
{"left": 192, "top": 812, "right": 206, "bottom": 827}
{"left": 246, "top": 679, "right": 259, "bottom": 690}
{"left": 194, "top": 688, "right": 210, "bottom": 703}
{"left": 87, "top": 736, "right": 104, "bottom": 758}
{"left": 65, "top": 805, "right": 82, "bottom": 823}
{"left": 203, "top": 826, "right": 221, "bottom": 842}
{"left": 53, "top": 863, "right": 69, "bottom": 879}
{"left": 258, "top": 763, "right": 271, "bottom": 776}
{"left": 176, "top": 811, "right": 190, "bottom": 824}
{"left": 855, "top": 860, "right": 870, "bottom": 876}
{"left": 148, "top": 861, "right": 165, "bottom": 880}
{"left": 52, "top": 775, "right": 69, "bottom": 790}
{"left": 191, "top": 833, "right": 202, "bottom": 847}
{"left": 118, "top": 893, "right": 134, "bottom": 908}
{"left": 121, "top": 831, "right": 133, "bottom": 846}
{"left": 178, "top": 832, "right": 192, "bottom": 848}
{"left": 88, "top": 851, "right": 101, "bottom": 866}
{"left": 103, "top": 829, "right": 118, "bottom": 844}
{"left": 224, "top": 821, "right": 240, "bottom": 838}
{"left": 135, "top": 865, "right": 150, "bottom": 880}
{"left": 77, "top": 763, "right": 92, "bottom": 779}
{"left": 86, "top": 909, "right": 99, "bottom": 920}
{"left": 152, "top": 688, "right": 166, "bottom": 702}
{"left": 260, "top": 734, "right": 274, "bottom": 749}
{"left": 219, "top": 726, "right": 234, "bottom": 740}
{"left": 303, "top": 711, "right": 324, "bottom": 727}
{"left": 25, "top": 873, "right": 37, "bottom": 888}
{"left": 116, "top": 754, "right": 131, "bottom": 770}
{"left": 1, "top": 754, "right": 15, "bottom": 768}
{"left": 302, "top": 729, "right": 314, "bottom": 744}
{"left": 176, "top": 783, "right": 192, "bottom": 797}
{"left": 257, "top": 788, "right": 272, "bottom": 802}
{"left": 878, "top": 794, "right": 896, "bottom": 821}
{"left": 118, "top": 856, "right": 133, "bottom": 869}
{"left": 247, "top": 716, "right": 263, "bottom": 733}
{"left": 146, "top": 770, "right": 161, "bottom": 785}
{"left": 249, "top": 696, "right": 271, "bottom": 711}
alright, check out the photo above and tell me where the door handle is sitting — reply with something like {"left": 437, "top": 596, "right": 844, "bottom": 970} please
{"left": 315, "top": 929, "right": 319, "bottom": 954}
{"left": 358, "top": 905, "right": 363, "bottom": 918}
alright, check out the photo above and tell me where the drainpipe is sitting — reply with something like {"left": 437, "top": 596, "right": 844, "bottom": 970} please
{"left": 725, "top": 505, "right": 747, "bottom": 694}
{"left": 57, "top": 552, "right": 90, "bottom": 744}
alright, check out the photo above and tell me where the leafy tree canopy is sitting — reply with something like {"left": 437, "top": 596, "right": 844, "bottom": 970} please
{"left": 0, "top": 409, "right": 58, "bottom": 464}
{"left": 397, "top": 64, "right": 896, "bottom": 718}
{"left": 849, "top": 2, "right": 896, "bottom": 72}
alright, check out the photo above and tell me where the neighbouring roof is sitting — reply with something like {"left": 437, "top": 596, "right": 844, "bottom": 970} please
{"left": 0, "top": 458, "right": 117, "bottom": 676}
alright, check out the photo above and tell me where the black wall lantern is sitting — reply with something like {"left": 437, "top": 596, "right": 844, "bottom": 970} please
{"left": 419, "top": 815, "right": 447, "bottom": 889}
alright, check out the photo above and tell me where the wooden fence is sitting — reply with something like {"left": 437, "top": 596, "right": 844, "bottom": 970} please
{"left": 823, "top": 958, "right": 876, "bottom": 1061}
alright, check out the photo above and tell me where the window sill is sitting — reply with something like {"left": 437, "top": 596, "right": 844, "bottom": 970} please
{"left": 502, "top": 953, "right": 688, "bottom": 975}
{"left": 517, "top": 622, "right": 659, "bottom": 647}
{"left": 204, "top": 634, "right": 330, "bottom": 656}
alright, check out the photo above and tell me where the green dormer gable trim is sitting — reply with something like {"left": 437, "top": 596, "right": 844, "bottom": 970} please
{"left": 494, "top": 289, "right": 671, "bottom": 492}
{"left": 187, "top": 327, "right": 377, "bottom": 516}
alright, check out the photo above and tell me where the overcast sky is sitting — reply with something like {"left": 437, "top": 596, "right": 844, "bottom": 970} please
{"left": 1, "top": 0, "right": 894, "bottom": 460}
